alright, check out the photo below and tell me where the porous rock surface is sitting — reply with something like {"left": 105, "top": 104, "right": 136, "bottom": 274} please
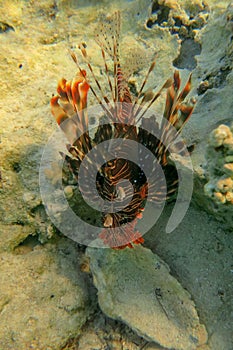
{"left": 86, "top": 244, "right": 208, "bottom": 350}
{"left": 0, "top": 238, "right": 94, "bottom": 349}
{"left": 205, "top": 124, "right": 233, "bottom": 197}
{"left": 190, "top": 4, "right": 233, "bottom": 151}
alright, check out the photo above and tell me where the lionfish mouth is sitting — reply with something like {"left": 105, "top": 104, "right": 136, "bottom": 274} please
{"left": 50, "top": 11, "right": 195, "bottom": 249}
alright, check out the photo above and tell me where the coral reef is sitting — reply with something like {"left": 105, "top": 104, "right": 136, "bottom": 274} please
{"left": 182, "top": 2, "right": 233, "bottom": 137}
{"left": 204, "top": 124, "right": 233, "bottom": 205}
{"left": 146, "top": 0, "right": 209, "bottom": 69}
{"left": 146, "top": 0, "right": 209, "bottom": 37}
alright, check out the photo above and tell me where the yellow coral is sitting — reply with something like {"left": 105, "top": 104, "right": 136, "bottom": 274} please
{"left": 205, "top": 124, "right": 233, "bottom": 206}
{"left": 216, "top": 178, "right": 233, "bottom": 193}
{"left": 209, "top": 124, "right": 232, "bottom": 147}
{"left": 225, "top": 191, "right": 233, "bottom": 203}
{"left": 224, "top": 163, "right": 233, "bottom": 175}
{"left": 213, "top": 191, "right": 226, "bottom": 204}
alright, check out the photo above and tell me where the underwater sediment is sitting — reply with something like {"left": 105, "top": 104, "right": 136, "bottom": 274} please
{"left": 0, "top": 0, "right": 232, "bottom": 349}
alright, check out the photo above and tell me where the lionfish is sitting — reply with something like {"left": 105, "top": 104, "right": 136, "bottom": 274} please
{"left": 51, "top": 12, "right": 195, "bottom": 249}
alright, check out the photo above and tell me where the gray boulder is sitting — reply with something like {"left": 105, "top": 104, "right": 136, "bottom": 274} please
{"left": 87, "top": 244, "right": 208, "bottom": 350}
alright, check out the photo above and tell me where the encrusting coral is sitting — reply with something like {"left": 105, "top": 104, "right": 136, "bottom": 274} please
{"left": 204, "top": 124, "right": 233, "bottom": 205}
